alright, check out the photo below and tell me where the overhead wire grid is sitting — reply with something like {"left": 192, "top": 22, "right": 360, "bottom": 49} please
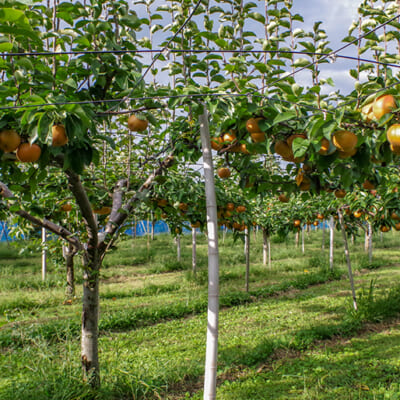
{"left": 0, "top": 6, "right": 398, "bottom": 118}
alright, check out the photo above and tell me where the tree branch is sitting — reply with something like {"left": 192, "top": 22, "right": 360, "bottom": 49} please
{"left": 64, "top": 169, "right": 99, "bottom": 251}
{"left": 0, "top": 181, "right": 82, "bottom": 250}
{"left": 98, "top": 154, "right": 175, "bottom": 254}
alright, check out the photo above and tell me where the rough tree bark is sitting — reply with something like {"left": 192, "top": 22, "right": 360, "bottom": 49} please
{"left": 65, "top": 169, "right": 101, "bottom": 386}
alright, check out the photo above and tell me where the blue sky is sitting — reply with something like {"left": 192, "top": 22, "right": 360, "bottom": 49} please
{"left": 139, "top": 1, "right": 378, "bottom": 95}
{"left": 292, "top": 0, "right": 361, "bottom": 93}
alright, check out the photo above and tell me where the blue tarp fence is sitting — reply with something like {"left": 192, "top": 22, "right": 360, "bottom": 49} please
{"left": 0, "top": 221, "right": 172, "bottom": 242}
{"left": 124, "top": 220, "right": 170, "bottom": 236}
{"left": 0, "top": 220, "right": 330, "bottom": 242}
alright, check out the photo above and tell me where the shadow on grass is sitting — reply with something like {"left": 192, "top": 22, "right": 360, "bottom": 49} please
{"left": 215, "top": 323, "right": 400, "bottom": 400}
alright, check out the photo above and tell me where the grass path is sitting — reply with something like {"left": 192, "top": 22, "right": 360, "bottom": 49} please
{"left": 1, "top": 231, "right": 400, "bottom": 399}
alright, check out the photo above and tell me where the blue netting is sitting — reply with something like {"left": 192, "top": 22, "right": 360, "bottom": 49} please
{"left": 124, "top": 220, "right": 170, "bottom": 236}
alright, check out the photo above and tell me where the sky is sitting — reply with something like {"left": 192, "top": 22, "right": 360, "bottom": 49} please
{"left": 138, "top": 0, "right": 384, "bottom": 96}
{"left": 292, "top": 0, "right": 362, "bottom": 93}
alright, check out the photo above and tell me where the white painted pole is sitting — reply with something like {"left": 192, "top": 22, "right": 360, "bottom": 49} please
{"left": 192, "top": 227, "right": 197, "bottom": 276}
{"left": 268, "top": 235, "right": 271, "bottom": 269}
{"left": 176, "top": 234, "right": 181, "bottom": 262}
{"left": 338, "top": 210, "right": 357, "bottom": 310}
{"left": 262, "top": 228, "right": 268, "bottom": 266}
{"left": 245, "top": 227, "right": 250, "bottom": 292}
{"left": 329, "top": 216, "right": 334, "bottom": 271}
{"left": 368, "top": 221, "right": 373, "bottom": 262}
{"left": 199, "top": 105, "right": 219, "bottom": 400}
{"left": 41, "top": 227, "right": 47, "bottom": 281}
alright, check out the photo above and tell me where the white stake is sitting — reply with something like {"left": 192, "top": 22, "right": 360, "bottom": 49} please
{"left": 329, "top": 216, "right": 334, "bottom": 271}
{"left": 192, "top": 227, "right": 197, "bottom": 276}
{"left": 262, "top": 228, "right": 268, "bottom": 267}
{"left": 176, "top": 234, "right": 181, "bottom": 262}
{"left": 41, "top": 227, "right": 47, "bottom": 281}
{"left": 199, "top": 105, "right": 219, "bottom": 400}
{"left": 368, "top": 221, "right": 373, "bottom": 262}
{"left": 245, "top": 227, "right": 250, "bottom": 292}
{"left": 338, "top": 210, "right": 357, "bottom": 310}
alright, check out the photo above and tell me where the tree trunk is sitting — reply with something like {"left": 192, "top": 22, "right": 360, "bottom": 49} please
{"left": 322, "top": 221, "right": 326, "bottom": 250}
{"left": 245, "top": 227, "right": 250, "bottom": 292}
{"left": 81, "top": 250, "right": 101, "bottom": 387}
{"left": 295, "top": 230, "right": 299, "bottom": 248}
{"left": 200, "top": 105, "right": 220, "bottom": 400}
{"left": 301, "top": 226, "right": 305, "bottom": 254}
{"left": 192, "top": 227, "right": 197, "bottom": 277}
{"left": 338, "top": 210, "right": 357, "bottom": 310}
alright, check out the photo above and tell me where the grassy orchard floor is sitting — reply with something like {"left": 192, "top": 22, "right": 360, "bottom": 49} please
{"left": 1, "top": 230, "right": 400, "bottom": 399}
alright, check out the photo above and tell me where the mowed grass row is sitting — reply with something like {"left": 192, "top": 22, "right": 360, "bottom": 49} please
{"left": 0, "top": 228, "right": 400, "bottom": 399}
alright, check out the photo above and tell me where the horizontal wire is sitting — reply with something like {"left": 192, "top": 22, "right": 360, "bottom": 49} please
{"left": 1, "top": 81, "right": 398, "bottom": 126}
{"left": 263, "top": 13, "right": 400, "bottom": 90}
{"left": 106, "top": 0, "right": 204, "bottom": 113}
{"left": 1, "top": 48, "right": 399, "bottom": 69}
{"left": 0, "top": 91, "right": 335, "bottom": 118}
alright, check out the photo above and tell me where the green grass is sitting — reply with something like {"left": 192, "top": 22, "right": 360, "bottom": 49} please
{"left": 1, "top": 229, "right": 400, "bottom": 399}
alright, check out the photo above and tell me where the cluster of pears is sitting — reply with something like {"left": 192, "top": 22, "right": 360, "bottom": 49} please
{"left": 0, "top": 124, "right": 68, "bottom": 163}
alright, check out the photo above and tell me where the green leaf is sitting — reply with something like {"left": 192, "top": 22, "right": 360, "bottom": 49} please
{"left": 253, "top": 62, "right": 268, "bottom": 73}
{"left": 293, "top": 58, "right": 311, "bottom": 68}
{"left": 272, "top": 111, "right": 297, "bottom": 126}
{"left": 0, "top": 8, "right": 29, "bottom": 26}
{"left": 248, "top": 12, "right": 265, "bottom": 24}
{"left": 292, "top": 138, "right": 309, "bottom": 158}
{"left": 321, "top": 120, "right": 337, "bottom": 137}
{"left": 64, "top": 78, "right": 78, "bottom": 89}
{"left": 37, "top": 112, "right": 52, "bottom": 142}
{"left": 0, "top": 42, "right": 12, "bottom": 52}
{"left": 377, "top": 113, "right": 394, "bottom": 127}
{"left": 349, "top": 69, "right": 358, "bottom": 79}
{"left": 335, "top": 108, "right": 345, "bottom": 126}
